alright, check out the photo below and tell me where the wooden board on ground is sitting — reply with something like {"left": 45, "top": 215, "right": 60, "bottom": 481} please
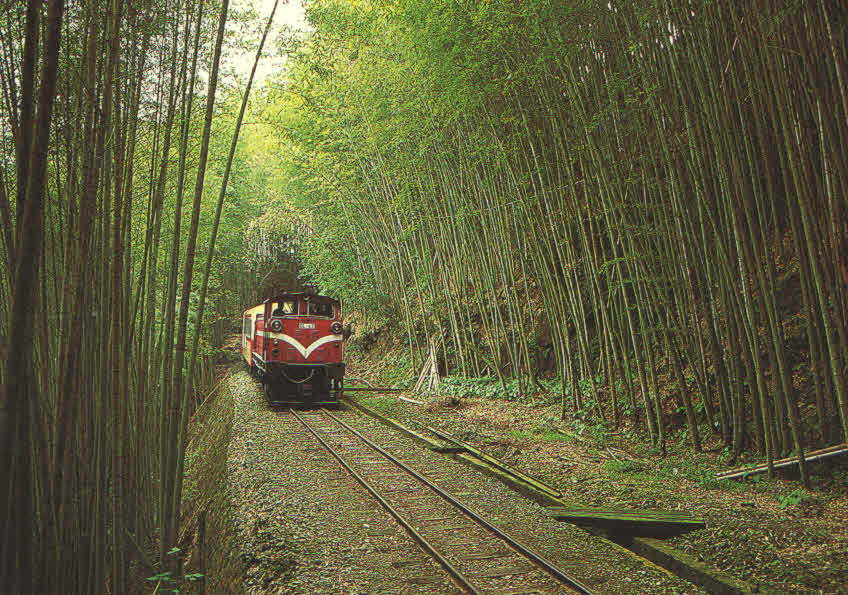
{"left": 715, "top": 443, "right": 848, "bottom": 481}
{"left": 547, "top": 505, "right": 705, "bottom": 537}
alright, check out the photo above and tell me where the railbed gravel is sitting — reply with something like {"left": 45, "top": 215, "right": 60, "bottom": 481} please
{"left": 228, "top": 370, "right": 698, "bottom": 593}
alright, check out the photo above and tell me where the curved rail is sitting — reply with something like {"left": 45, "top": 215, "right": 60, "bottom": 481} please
{"left": 291, "top": 408, "right": 595, "bottom": 594}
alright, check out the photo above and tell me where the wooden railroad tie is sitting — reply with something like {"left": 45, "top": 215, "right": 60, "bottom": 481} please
{"left": 547, "top": 506, "right": 705, "bottom": 537}
{"left": 715, "top": 443, "right": 848, "bottom": 481}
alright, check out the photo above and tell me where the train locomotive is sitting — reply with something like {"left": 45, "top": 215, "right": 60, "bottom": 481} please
{"left": 242, "top": 292, "right": 349, "bottom": 405}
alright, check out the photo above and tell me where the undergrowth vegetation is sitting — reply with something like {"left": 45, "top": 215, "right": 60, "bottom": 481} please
{"left": 179, "top": 371, "right": 243, "bottom": 595}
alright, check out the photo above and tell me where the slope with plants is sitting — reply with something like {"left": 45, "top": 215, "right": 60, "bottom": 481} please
{"left": 248, "top": 0, "right": 848, "bottom": 483}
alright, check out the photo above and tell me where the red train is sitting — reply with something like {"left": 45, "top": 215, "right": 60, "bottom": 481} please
{"left": 242, "top": 292, "right": 350, "bottom": 405}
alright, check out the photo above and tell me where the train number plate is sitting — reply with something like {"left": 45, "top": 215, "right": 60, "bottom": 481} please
{"left": 298, "top": 322, "right": 316, "bottom": 329}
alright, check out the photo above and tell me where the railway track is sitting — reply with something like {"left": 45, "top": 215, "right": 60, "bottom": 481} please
{"left": 288, "top": 408, "right": 595, "bottom": 595}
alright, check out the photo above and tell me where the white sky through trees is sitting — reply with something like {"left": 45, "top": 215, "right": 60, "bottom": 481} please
{"left": 229, "top": 0, "right": 309, "bottom": 84}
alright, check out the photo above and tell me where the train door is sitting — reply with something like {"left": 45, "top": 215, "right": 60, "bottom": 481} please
{"left": 242, "top": 315, "right": 251, "bottom": 363}
{"left": 254, "top": 314, "right": 264, "bottom": 365}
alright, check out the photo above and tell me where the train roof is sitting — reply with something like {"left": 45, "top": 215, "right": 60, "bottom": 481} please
{"left": 265, "top": 292, "right": 339, "bottom": 305}
{"left": 244, "top": 304, "right": 264, "bottom": 317}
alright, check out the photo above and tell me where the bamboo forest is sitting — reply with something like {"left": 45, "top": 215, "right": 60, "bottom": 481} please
{"left": 1, "top": 0, "right": 847, "bottom": 593}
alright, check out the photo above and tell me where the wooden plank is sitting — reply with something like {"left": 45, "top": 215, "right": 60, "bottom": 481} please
{"left": 626, "top": 537, "right": 754, "bottom": 594}
{"left": 549, "top": 506, "right": 704, "bottom": 522}
{"left": 342, "top": 387, "right": 406, "bottom": 392}
{"left": 716, "top": 443, "right": 848, "bottom": 480}
{"left": 555, "top": 511, "right": 699, "bottom": 521}
{"left": 548, "top": 506, "right": 705, "bottom": 537}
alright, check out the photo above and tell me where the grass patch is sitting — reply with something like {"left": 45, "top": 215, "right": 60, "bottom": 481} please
{"left": 504, "top": 427, "right": 572, "bottom": 443}
{"left": 694, "top": 476, "right": 734, "bottom": 490}
{"left": 532, "top": 428, "right": 572, "bottom": 442}
{"left": 440, "top": 376, "right": 512, "bottom": 400}
{"left": 505, "top": 429, "right": 534, "bottom": 441}
{"left": 358, "top": 394, "right": 405, "bottom": 417}
{"left": 439, "top": 375, "right": 563, "bottom": 402}
{"left": 603, "top": 459, "right": 646, "bottom": 474}
{"left": 653, "top": 457, "right": 752, "bottom": 492}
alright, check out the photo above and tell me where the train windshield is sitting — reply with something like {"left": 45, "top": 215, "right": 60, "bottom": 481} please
{"left": 308, "top": 301, "right": 333, "bottom": 317}
{"left": 272, "top": 300, "right": 296, "bottom": 316}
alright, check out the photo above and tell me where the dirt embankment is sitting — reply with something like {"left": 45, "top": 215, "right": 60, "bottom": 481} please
{"left": 179, "top": 368, "right": 246, "bottom": 594}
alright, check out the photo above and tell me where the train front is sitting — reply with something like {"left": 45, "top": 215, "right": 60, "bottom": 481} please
{"left": 258, "top": 293, "right": 346, "bottom": 406}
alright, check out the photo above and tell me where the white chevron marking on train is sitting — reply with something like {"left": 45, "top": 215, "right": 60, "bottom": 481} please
{"left": 257, "top": 332, "right": 342, "bottom": 358}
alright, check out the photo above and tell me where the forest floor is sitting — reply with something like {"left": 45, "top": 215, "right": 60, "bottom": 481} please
{"left": 346, "top": 344, "right": 848, "bottom": 594}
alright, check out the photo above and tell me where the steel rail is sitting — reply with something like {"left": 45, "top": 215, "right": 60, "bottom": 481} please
{"left": 288, "top": 408, "right": 483, "bottom": 595}
{"left": 424, "top": 425, "right": 563, "bottom": 499}
{"left": 322, "top": 410, "right": 596, "bottom": 595}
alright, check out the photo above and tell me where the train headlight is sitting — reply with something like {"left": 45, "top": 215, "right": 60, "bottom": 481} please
{"left": 269, "top": 319, "right": 283, "bottom": 332}
{"left": 330, "top": 321, "right": 343, "bottom": 334}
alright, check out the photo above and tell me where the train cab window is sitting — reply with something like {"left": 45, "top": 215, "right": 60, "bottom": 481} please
{"left": 243, "top": 317, "right": 250, "bottom": 337}
{"left": 272, "top": 300, "right": 296, "bottom": 316}
{"left": 308, "top": 301, "right": 333, "bottom": 317}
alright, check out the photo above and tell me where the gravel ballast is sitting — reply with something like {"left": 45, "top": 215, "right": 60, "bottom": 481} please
{"left": 229, "top": 370, "right": 458, "bottom": 594}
